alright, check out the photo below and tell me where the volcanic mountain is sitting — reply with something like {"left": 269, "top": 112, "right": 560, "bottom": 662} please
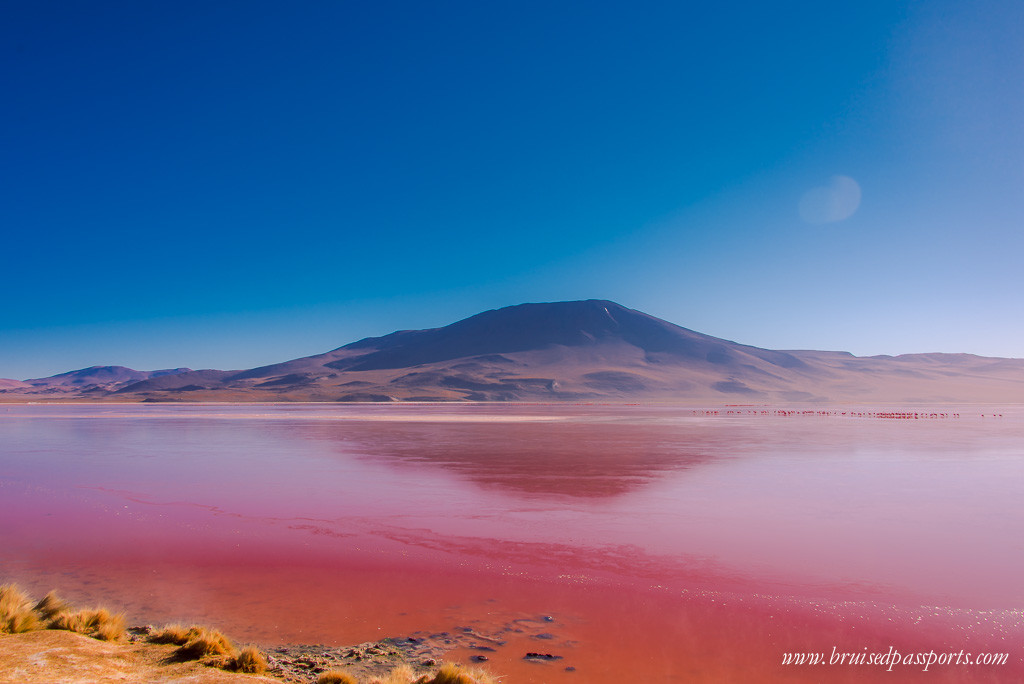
{"left": 3, "top": 300, "right": 1024, "bottom": 403}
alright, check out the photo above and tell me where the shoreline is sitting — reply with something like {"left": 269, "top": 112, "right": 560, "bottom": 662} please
{"left": 0, "top": 584, "right": 500, "bottom": 684}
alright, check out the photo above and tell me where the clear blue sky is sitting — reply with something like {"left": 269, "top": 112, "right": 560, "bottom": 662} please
{"left": 2, "top": 1, "right": 1022, "bottom": 379}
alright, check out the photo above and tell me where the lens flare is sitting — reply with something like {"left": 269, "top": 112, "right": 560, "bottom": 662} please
{"left": 799, "top": 175, "right": 862, "bottom": 224}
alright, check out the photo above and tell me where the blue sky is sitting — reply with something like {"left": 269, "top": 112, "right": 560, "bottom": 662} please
{"left": 2, "top": 1, "right": 1022, "bottom": 379}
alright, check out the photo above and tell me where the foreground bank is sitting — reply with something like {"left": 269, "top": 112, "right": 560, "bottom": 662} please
{"left": 0, "top": 584, "right": 498, "bottom": 684}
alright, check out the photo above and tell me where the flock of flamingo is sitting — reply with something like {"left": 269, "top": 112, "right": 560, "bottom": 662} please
{"left": 687, "top": 408, "right": 1007, "bottom": 419}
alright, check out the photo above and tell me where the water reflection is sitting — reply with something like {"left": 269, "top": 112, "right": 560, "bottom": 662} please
{"left": 299, "top": 418, "right": 723, "bottom": 498}
{"left": 3, "top": 404, "right": 1023, "bottom": 608}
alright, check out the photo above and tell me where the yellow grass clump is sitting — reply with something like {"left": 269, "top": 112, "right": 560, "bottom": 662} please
{"left": 423, "top": 663, "right": 497, "bottom": 684}
{"left": 365, "top": 663, "right": 499, "bottom": 684}
{"left": 49, "top": 607, "right": 126, "bottom": 641}
{"left": 148, "top": 623, "right": 272, "bottom": 674}
{"left": 33, "top": 590, "right": 71, "bottom": 620}
{"left": 0, "top": 584, "right": 40, "bottom": 634}
{"left": 148, "top": 623, "right": 191, "bottom": 645}
{"left": 2, "top": 585, "right": 125, "bottom": 641}
{"left": 174, "top": 625, "right": 237, "bottom": 660}
{"left": 232, "top": 645, "right": 268, "bottom": 674}
{"left": 424, "top": 663, "right": 477, "bottom": 684}
{"left": 93, "top": 611, "right": 126, "bottom": 641}
{"left": 317, "top": 671, "right": 359, "bottom": 684}
{"left": 49, "top": 610, "right": 87, "bottom": 632}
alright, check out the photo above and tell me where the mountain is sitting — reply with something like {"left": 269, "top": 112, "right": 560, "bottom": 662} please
{"left": 3, "top": 300, "right": 1024, "bottom": 403}
{"left": 16, "top": 366, "right": 192, "bottom": 395}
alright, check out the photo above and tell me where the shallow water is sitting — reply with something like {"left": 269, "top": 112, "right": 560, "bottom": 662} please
{"left": 1, "top": 403, "right": 1022, "bottom": 681}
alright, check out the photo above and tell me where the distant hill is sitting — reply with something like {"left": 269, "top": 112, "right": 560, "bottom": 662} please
{"left": 10, "top": 366, "right": 193, "bottom": 395}
{"left": 3, "top": 300, "right": 1024, "bottom": 403}
{"left": 24, "top": 365, "right": 192, "bottom": 388}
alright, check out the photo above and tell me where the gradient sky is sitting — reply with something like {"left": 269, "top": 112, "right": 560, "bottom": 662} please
{"left": 2, "top": 1, "right": 1022, "bottom": 379}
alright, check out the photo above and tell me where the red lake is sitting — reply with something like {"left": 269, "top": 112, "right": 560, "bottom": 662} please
{"left": 1, "top": 403, "right": 1022, "bottom": 682}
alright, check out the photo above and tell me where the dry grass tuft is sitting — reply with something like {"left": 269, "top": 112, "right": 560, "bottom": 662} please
{"left": 466, "top": 667, "right": 498, "bottom": 684}
{"left": 3, "top": 585, "right": 123, "bottom": 640}
{"left": 174, "top": 626, "right": 237, "bottom": 660}
{"left": 423, "top": 663, "right": 498, "bottom": 684}
{"left": 232, "top": 646, "right": 268, "bottom": 674}
{"left": 82, "top": 608, "right": 111, "bottom": 629}
{"left": 425, "top": 663, "right": 478, "bottom": 684}
{"left": 49, "top": 610, "right": 88, "bottom": 633}
{"left": 33, "top": 590, "right": 71, "bottom": 620}
{"left": 152, "top": 623, "right": 262, "bottom": 674}
{"left": 148, "top": 623, "right": 192, "bottom": 645}
{"left": 366, "top": 663, "right": 497, "bottom": 684}
{"left": 0, "top": 584, "right": 30, "bottom": 612}
{"left": 317, "top": 671, "right": 359, "bottom": 684}
{"left": 7, "top": 610, "right": 41, "bottom": 634}
{"left": 93, "top": 612, "right": 126, "bottom": 641}
{"left": 1, "top": 584, "right": 41, "bottom": 634}
{"left": 48, "top": 607, "right": 125, "bottom": 640}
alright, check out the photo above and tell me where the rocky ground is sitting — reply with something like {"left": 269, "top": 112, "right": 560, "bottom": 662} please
{"left": 252, "top": 617, "right": 570, "bottom": 682}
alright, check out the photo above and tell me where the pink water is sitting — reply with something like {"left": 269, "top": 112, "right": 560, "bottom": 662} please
{"left": 1, "top": 403, "right": 1022, "bottom": 682}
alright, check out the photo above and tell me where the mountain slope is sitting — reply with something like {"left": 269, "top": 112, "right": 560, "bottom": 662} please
{"left": 3, "top": 300, "right": 1024, "bottom": 403}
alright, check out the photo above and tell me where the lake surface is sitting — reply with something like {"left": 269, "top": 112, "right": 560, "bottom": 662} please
{"left": 1, "top": 403, "right": 1022, "bottom": 682}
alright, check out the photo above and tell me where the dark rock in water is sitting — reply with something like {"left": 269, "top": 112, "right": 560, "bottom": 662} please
{"left": 472, "top": 655, "right": 489, "bottom": 662}
{"left": 565, "top": 666, "right": 577, "bottom": 671}
{"left": 533, "top": 632, "right": 555, "bottom": 639}
{"left": 525, "top": 652, "right": 563, "bottom": 661}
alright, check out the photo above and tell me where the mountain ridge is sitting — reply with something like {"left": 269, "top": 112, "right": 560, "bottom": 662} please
{"left": 3, "top": 300, "right": 1023, "bottom": 403}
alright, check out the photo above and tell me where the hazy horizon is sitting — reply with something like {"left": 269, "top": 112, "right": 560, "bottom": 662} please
{"left": 3, "top": 1, "right": 1022, "bottom": 379}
